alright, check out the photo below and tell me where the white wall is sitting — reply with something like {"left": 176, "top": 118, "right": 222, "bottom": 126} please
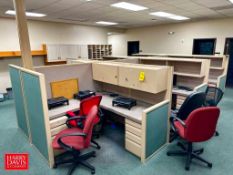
{"left": 108, "top": 18, "right": 233, "bottom": 55}
{"left": 0, "top": 17, "right": 109, "bottom": 92}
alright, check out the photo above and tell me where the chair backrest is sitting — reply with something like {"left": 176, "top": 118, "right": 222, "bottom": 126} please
{"left": 83, "top": 106, "right": 98, "bottom": 147}
{"left": 177, "top": 92, "right": 206, "bottom": 120}
{"left": 205, "top": 86, "right": 224, "bottom": 106}
{"left": 80, "top": 95, "right": 102, "bottom": 116}
{"left": 185, "top": 107, "right": 220, "bottom": 142}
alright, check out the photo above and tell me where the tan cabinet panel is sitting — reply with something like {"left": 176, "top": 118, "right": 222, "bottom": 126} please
{"left": 92, "top": 63, "right": 118, "bottom": 85}
{"left": 119, "top": 66, "right": 167, "bottom": 93}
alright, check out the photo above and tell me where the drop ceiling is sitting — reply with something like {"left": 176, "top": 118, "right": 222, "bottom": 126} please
{"left": 0, "top": 0, "right": 233, "bottom": 28}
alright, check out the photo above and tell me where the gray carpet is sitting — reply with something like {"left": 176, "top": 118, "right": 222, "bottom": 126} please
{"left": 0, "top": 88, "right": 233, "bottom": 175}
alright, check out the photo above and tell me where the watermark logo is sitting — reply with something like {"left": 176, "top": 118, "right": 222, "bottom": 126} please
{"left": 4, "top": 153, "right": 29, "bottom": 170}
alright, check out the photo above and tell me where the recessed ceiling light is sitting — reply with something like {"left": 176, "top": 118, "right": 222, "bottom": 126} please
{"left": 5, "top": 10, "right": 46, "bottom": 17}
{"left": 169, "top": 15, "right": 189, "bottom": 21}
{"left": 96, "top": 21, "right": 118, "bottom": 25}
{"left": 111, "top": 2, "right": 148, "bottom": 11}
{"left": 150, "top": 11, "right": 189, "bottom": 21}
{"left": 229, "top": 0, "right": 233, "bottom": 3}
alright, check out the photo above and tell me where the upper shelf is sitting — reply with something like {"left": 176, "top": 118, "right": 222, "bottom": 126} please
{"left": 173, "top": 72, "right": 205, "bottom": 78}
{"left": 0, "top": 45, "right": 46, "bottom": 59}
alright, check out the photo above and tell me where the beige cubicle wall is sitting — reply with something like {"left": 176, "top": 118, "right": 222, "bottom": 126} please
{"left": 133, "top": 53, "right": 229, "bottom": 92}
{"left": 11, "top": 61, "right": 173, "bottom": 168}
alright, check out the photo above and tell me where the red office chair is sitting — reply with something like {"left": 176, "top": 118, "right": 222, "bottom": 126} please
{"left": 52, "top": 106, "right": 98, "bottom": 175}
{"left": 66, "top": 95, "right": 103, "bottom": 149}
{"left": 167, "top": 107, "right": 220, "bottom": 170}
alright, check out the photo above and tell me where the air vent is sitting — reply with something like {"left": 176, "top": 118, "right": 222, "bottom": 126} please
{"left": 211, "top": 5, "right": 233, "bottom": 11}
{"left": 58, "top": 17, "right": 88, "bottom": 22}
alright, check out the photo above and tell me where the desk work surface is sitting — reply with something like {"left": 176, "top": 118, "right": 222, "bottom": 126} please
{"left": 48, "top": 94, "right": 151, "bottom": 123}
{"left": 172, "top": 88, "right": 194, "bottom": 96}
{"left": 48, "top": 99, "right": 80, "bottom": 120}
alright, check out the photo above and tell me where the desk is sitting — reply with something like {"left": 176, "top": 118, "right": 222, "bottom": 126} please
{"left": 49, "top": 94, "right": 151, "bottom": 122}
{"left": 48, "top": 93, "right": 168, "bottom": 162}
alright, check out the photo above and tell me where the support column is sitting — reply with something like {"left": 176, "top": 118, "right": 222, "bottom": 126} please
{"left": 13, "top": 0, "right": 34, "bottom": 70}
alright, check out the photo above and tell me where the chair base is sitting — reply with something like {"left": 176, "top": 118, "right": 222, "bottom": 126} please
{"left": 167, "top": 142, "right": 212, "bottom": 171}
{"left": 54, "top": 150, "right": 96, "bottom": 175}
{"left": 91, "top": 139, "right": 101, "bottom": 149}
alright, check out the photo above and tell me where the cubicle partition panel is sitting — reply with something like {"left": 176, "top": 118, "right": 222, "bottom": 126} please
{"left": 218, "top": 75, "right": 227, "bottom": 92}
{"left": 9, "top": 66, "right": 29, "bottom": 138}
{"left": 194, "top": 83, "right": 208, "bottom": 93}
{"left": 142, "top": 100, "right": 170, "bottom": 162}
{"left": 9, "top": 65, "right": 54, "bottom": 168}
{"left": 35, "top": 63, "right": 96, "bottom": 98}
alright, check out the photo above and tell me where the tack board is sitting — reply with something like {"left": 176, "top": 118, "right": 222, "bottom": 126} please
{"left": 51, "top": 79, "right": 79, "bottom": 99}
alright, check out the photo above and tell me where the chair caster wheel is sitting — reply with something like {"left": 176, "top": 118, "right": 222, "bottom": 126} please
{"left": 91, "top": 170, "right": 95, "bottom": 174}
{"left": 97, "top": 146, "right": 101, "bottom": 150}
{"left": 167, "top": 152, "right": 171, "bottom": 156}
{"left": 208, "top": 163, "right": 212, "bottom": 168}
{"left": 53, "top": 164, "right": 57, "bottom": 168}
{"left": 185, "top": 166, "right": 190, "bottom": 171}
{"left": 92, "top": 153, "right": 96, "bottom": 157}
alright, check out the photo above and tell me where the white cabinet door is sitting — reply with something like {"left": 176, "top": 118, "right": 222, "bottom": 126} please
{"left": 80, "top": 45, "right": 88, "bottom": 59}
{"left": 47, "top": 44, "right": 60, "bottom": 61}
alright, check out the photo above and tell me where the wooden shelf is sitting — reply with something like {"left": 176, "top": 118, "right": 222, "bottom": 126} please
{"left": 174, "top": 72, "right": 204, "bottom": 78}
{"left": 208, "top": 79, "right": 218, "bottom": 85}
{"left": 0, "top": 50, "right": 46, "bottom": 59}
{"left": 210, "top": 66, "right": 224, "bottom": 70}
{"left": 0, "top": 44, "right": 47, "bottom": 59}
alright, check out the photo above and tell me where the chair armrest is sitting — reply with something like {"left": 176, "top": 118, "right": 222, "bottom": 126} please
{"left": 66, "top": 116, "right": 86, "bottom": 128}
{"left": 171, "top": 116, "right": 186, "bottom": 128}
{"left": 58, "top": 132, "right": 86, "bottom": 151}
{"left": 98, "top": 108, "right": 104, "bottom": 118}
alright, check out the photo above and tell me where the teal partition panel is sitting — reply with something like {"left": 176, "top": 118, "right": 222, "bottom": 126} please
{"left": 9, "top": 67, "right": 29, "bottom": 137}
{"left": 219, "top": 75, "right": 226, "bottom": 92}
{"left": 145, "top": 103, "right": 169, "bottom": 158}
{"left": 21, "top": 72, "right": 49, "bottom": 161}
{"left": 196, "top": 84, "right": 208, "bottom": 93}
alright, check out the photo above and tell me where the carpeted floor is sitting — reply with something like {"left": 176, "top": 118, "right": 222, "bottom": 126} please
{"left": 0, "top": 88, "right": 233, "bottom": 175}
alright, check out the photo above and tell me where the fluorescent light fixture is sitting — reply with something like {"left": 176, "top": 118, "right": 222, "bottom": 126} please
{"left": 150, "top": 11, "right": 189, "bottom": 21}
{"left": 96, "top": 21, "right": 118, "bottom": 25}
{"left": 229, "top": 0, "right": 233, "bottom": 3}
{"left": 111, "top": 2, "right": 148, "bottom": 11}
{"left": 169, "top": 15, "right": 189, "bottom": 20}
{"left": 150, "top": 12, "right": 174, "bottom": 18}
{"left": 5, "top": 10, "right": 46, "bottom": 17}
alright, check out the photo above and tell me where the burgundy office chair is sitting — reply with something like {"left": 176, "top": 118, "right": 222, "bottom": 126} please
{"left": 66, "top": 95, "right": 103, "bottom": 149}
{"left": 167, "top": 107, "right": 220, "bottom": 171}
{"left": 52, "top": 106, "right": 98, "bottom": 175}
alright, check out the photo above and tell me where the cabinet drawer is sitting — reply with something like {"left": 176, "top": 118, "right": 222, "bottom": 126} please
{"left": 126, "top": 131, "right": 141, "bottom": 145}
{"left": 125, "top": 119, "right": 141, "bottom": 129}
{"left": 125, "top": 124, "right": 141, "bottom": 137}
{"left": 51, "top": 124, "right": 67, "bottom": 136}
{"left": 50, "top": 116, "right": 67, "bottom": 129}
{"left": 125, "top": 138, "right": 141, "bottom": 157}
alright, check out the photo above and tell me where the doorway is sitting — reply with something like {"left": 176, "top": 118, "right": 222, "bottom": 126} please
{"left": 224, "top": 38, "right": 233, "bottom": 87}
{"left": 127, "top": 41, "right": 140, "bottom": 56}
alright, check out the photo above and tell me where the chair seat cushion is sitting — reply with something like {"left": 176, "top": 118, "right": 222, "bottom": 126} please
{"left": 174, "top": 121, "right": 185, "bottom": 138}
{"left": 52, "top": 128, "right": 85, "bottom": 150}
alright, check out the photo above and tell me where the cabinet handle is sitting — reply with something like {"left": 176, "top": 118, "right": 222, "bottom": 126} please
{"left": 125, "top": 78, "right": 128, "bottom": 81}
{"left": 115, "top": 75, "right": 117, "bottom": 78}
